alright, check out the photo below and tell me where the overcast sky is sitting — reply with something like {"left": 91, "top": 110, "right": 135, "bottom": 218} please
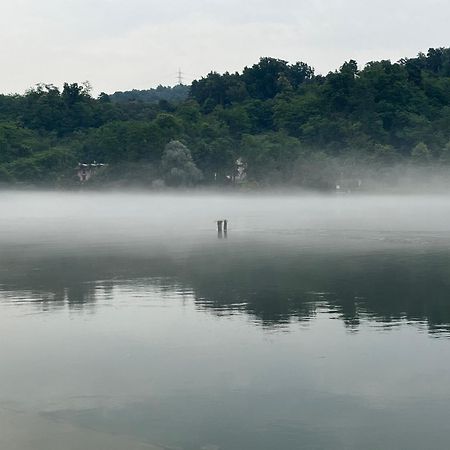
{"left": 1, "top": 0, "right": 449, "bottom": 95}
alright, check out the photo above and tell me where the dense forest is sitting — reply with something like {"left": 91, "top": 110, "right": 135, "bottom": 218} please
{"left": 0, "top": 47, "right": 449, "bottom": 189}
{"left": 109, "top": 84, "right": 189, "bottom": 104}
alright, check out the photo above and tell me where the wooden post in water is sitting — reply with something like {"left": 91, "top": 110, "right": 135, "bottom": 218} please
{"left": 217, "top": 220, "right": 223, "bottom": 239}
{"left": 223, "top": 220, "right": 228, "bottom": 232}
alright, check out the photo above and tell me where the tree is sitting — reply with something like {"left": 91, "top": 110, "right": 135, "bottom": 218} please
{"left": 0, "top": 47, "right": 449, "bottom": 188}
{"left": 0, "top": 165, "right": 14, "bottom": 183}
{"left": 411, "top": 142, "right": 432, "bottom": 164}
{"left": 240, "top": 132, "right": 303, "bottom": 184}
{"left": 161, "top": 140, "right": 203, "bottom": 186}
{"left": 439, "top": 141, "right": 450, "bottom": 164}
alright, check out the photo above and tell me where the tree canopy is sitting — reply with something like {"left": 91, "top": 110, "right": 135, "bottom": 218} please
{"left": 0, "top": 48, "right": 449, "bottom": 189}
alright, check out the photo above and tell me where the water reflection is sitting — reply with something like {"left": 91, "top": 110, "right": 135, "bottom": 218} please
{"left": 1, "top": 239, "right": 450, "bottom": 336}
{"left": 2, "top": 193, "right": 450, "bottom": 450}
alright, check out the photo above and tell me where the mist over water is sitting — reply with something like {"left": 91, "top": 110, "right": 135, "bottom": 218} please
{"left": 1, "top": 191, "right": 450, "bottom": 450}
{"left": 2, "top": 189, "right": 450, "bottom": 243}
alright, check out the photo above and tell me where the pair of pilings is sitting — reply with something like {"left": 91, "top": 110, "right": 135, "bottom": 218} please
{"left": 217, "top": 220, "right": 228, "bottom": 238}
{"left": 217, "top": 220, "right": 228, "bottom": 233}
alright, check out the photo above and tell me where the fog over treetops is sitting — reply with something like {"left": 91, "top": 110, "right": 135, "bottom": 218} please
{"left": 0, "top": 48, "right": 449, "bottom": 189}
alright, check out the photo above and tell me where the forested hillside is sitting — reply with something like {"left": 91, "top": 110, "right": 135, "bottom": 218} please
{"left": 0, "top": 48, "right": 449, "bottom": 188}
{"left": 110, "top": 84, "right": 189, "bottom": 104}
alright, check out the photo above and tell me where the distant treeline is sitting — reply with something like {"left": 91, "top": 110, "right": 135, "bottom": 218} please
{"left": 0, "top": 47, "right": 449, "bottom": 189}
{"left": 109, "top": 84, "right": 189, "bottom": 104}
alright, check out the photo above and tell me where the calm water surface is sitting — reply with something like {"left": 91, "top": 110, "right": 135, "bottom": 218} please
{"left": 1, "top": 192, "right": 450, "bottom": 450}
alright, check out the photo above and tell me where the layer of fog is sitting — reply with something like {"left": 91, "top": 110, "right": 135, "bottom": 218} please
{"left": 1, "top": 191, "right": 450, "bottom": 254}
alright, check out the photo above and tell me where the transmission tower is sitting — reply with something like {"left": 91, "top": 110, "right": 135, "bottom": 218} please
{"left": 177, "top": 68, "right": 184, "bottom": 85}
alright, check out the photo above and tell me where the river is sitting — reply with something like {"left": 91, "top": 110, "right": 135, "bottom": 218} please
{"left": 1, "top": 191, "right": 450, "bottom": 450}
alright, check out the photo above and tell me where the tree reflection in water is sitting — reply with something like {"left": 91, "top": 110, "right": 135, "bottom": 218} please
{"left": 1, "top": 240, "right": 450, "bottom": 336}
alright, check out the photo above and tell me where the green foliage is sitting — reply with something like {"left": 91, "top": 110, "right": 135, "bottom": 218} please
{"left": 0, "top": 47, "right": 449, "bottom": 188}
{"left": 110, "top": 84, "right": 189, "bottom": 104}
{"left": 291, "top": 151, "right": 339, "bottom": 190}
{"left": 81, "top": 120, "right": 166, "bottom": 163}
{"left": 6, "top": 147, "right": 75, "bottom": 183}
{"left": 161, "top": 140, "right": 203, "bottom": 186}
{"left": 439, "top": 141, "right": 450, "bottom": 164}
{"left": 192, "top": 137, "right": 237, "bottom": 183}
{"left": 411, "top": 142, "right": 432, "bottom": 164}
{"left": 0, "top": 165, "right": 14, "bottom": 183}
{"left": 86, "top": 162, "right": 158, "bottom": 188}
{"left": 0, "top": 122, "right": 42, "bottom": 163}
{"left": 240, "top": 132, "right": 303, "bottom": 184}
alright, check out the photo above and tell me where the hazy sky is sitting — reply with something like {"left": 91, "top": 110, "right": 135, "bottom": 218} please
{"left": 1, "top": 0, "right": 449, "bottom": 95}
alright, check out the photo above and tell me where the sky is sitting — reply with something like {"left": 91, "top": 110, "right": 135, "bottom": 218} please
{"left": 1, "top": 0, "right": 449, "bottom": 95}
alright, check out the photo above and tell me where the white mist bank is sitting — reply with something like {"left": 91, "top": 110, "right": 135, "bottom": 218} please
{"left": 1, "top": 191, "right": 450, "bottom": 248}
